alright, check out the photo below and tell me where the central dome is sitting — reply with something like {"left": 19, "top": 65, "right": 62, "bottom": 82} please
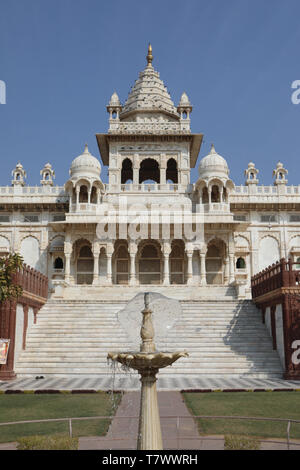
{"left": 198, "top": 144, "right": 229, "bottom": 180}
{"left": 70, "top": 144, "right": 101, "bottom": 180}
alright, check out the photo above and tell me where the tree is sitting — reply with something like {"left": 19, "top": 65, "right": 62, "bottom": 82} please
{"left": 0, "top": 253, "right": 24, "bottom": 302}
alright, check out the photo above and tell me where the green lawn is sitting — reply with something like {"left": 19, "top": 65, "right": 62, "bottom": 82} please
{"left": 0, "top": 392, "right": 121, "bottom": 443}
{"left": 183, "top": 391, "right": 300, "bottom": 440}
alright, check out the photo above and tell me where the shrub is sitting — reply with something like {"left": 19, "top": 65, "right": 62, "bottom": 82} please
{"left": 17, "top": 435, "right": 78, "bottom": 450}
{"left": 224, "top": 435, "right": 260, "bottom": 450}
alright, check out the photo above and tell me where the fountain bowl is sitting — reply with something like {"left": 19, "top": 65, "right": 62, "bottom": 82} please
{"left": 107, "top": 350, "right": 188, "bottom": 372}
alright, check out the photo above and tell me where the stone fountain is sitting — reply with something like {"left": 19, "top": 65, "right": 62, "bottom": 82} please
{"left": 107, "top": 292, "right": 188, "bottom": 450}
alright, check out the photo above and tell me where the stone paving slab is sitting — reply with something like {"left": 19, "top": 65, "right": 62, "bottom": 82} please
{"left": 0, "top": 375, "right": 300, "bottom": 392}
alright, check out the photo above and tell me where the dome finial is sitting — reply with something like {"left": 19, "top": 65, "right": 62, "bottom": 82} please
{"left": 210, "top": 143, "right": 216, "bottom": 154}
{"left": 146, "top": 43, "right": 153, "bottom": 66}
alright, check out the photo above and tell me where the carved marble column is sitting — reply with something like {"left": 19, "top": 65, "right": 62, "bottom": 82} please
{"left": 75, "top": 187, "right": 80, "bottom": 211}
{"left": 92, "top": 243, "right": 100, "bottom": 285}
{"left": 186, "top": 250, "right": 194, "bottom": 285}
{"left": 200, "top": 252, "right": 207, "bottom": 286}
{"left": 162, "top": 241, "right": 171, "bottom": 286}
{"left": 64, "top": 239, "right": 72, "bottom": 284}
{"left": 129, "top": 242, "right": 137, "bottom": 286}
{"left": 224, "top": 256, "right": 229, "bottom": 284}
{"left": 229, "top": 253, "right": 235, "bottom": 284}
{"left": 106, "top": 243, "right": 114, "bottom": 285}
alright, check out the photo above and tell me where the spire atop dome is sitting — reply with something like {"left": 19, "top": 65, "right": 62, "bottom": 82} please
{"left": 83, "top": 143, "right": 90, "bottom": 154}
{"left": 146, "top": 43, "right": 153, "bottom": 67}
{"left": 210, "top": 144, "right": 216, "bottom": 154}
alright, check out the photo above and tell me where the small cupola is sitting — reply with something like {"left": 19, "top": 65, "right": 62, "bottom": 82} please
{"left": 273, "top": 161, "right": 288, "bottom": 185}
{"left": 198, "top": 144, "right": 229, "bottom": 180}
{"left": 11, "top": 162, "right": 26, "bottom": 186}
{"left": 40, "top": 163, "right": 55, "bottom": 186}
{"left": 244, "top": 162, "right": 259, "bottom": 185}
{"left": 107, "top": 92, "right": 122, "bottom": 121}
{"left": 177, "top": 92, "right": 192, "bottom": 120}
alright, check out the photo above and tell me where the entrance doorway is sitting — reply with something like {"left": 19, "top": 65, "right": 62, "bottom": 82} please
{"left": 77, "top": 245, "right": 93, "bottom": 285}
{"left": 206, "top": 240, "right": 226, "bottom": 285}
{"left": 138, "top": 243, "right": 161, "bottom": 284}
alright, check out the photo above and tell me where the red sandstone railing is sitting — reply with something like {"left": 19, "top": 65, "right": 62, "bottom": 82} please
{"left": 251, "top": 258, "right": 300, "bottom": 299}
{"left": 12, "top": 264, "right": 48, "bottom": 299}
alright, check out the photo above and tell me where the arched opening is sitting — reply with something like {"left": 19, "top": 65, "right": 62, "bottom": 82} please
{"left": 138, "top": 242, "right": 161, "bottom": 284}
{"left": 170, "top": 241, "right": 185, "bottom": 284}
{"left": 202, "top": 187, "right": 209, "bottom": 204}
{"left": 79, "top": 185, "right": 88, "bottom": 203}
{"left": 211, "top": 185, "right": 220, "bottom": 203}
{"left": 115, "top": 243, "right": 129, "bottom": 284}
{"left": 166, "top": 158, "right": 178, "bottom": 184}
{"left": 206, "top": 239, "right": 226, "bottom": 285}
{"left": 236, "top": 257, "right": 246, "bottom": 269}
{"left": 139, "top": 159, "right": 160, "bottom": 184}
{"left": 121, "top": 158, "right": 133, "bottom": 184}
{"left": 90, "top": 186, "right": 97, "bottom": 204}
{"left": 77, "top": 244, "right": 93, "bottom": 285}
{"left": 54, "top": 257, "right": 64, "bottom": 269}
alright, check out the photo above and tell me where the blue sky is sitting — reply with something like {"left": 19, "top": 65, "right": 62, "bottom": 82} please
{"left": 0, "top": 0, "right": 299, "bottom": 186}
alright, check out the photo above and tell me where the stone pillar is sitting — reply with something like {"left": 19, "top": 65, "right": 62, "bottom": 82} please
{"left": 186, "top": 250, "right": 194, "bottom": 285}
{"left": 96, "top": 188, "right": 101, "bottom": 205}
{"left": 133, "top": 154, "right": 139, "bottom": 187}
{"left": 229, "top": 253, "right": 235, "bottom": 284}
{"left": 92, "top": 244, "right": 100, "bottom": 285}
{"left": 106, "top": 243, "right": 114, "bottom": 285}
{"left": 129, "top": 242, "right": 137, "bottom": 286}
{"left": 208, "top": 186, "right": 211, "bottom": 205}
{"left": 64, "top": 254, "right": 71, "bottom": 283}
{"left": 160, "top": 154, "right": 166, "bottom": 186}
{"left": 87, "top": 188, "right": 91, "bottom": 205}
{"left": 137, "top": 371, "right": 163, "bottom": 450}
{"left": 162, "top": 241, "right": 171, "bottom": 286}
{"left": 224, "top": 256, "right": 229, "bottom": 284}
{"left": 75, "top": 187, "right": 80, "bottom": 211}
{"left": 200, "top": 252, "right": 206, "bottom": 286}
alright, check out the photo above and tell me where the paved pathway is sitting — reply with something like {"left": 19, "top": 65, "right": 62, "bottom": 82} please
{"left": 78, "top": 391, "right": 224, "bottom": 450}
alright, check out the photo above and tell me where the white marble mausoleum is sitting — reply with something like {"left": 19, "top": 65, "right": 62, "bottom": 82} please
{"left": 1, "top": 46, "right": 300, "bottom": 301}
{"left": 2, "top": 45, "right": 300, "bottom": 384}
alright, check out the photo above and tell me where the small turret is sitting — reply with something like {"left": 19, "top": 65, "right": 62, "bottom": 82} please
{"left": 273, "top": 161, "right": 288, "bottom": 185}
{"left": 177, "top": 92, "right": 192, "bottom": 120}
{"left": 11, "top": 162, "right": 26, "bottom": 186}
{"left": 244, "top": 162, "right": 259, "bottom": 185}
{"left": 40, "top": 163, "right": 55, "bottom": 186}
{"left": 107, "top": 91, "right": 122, "bottom": 121}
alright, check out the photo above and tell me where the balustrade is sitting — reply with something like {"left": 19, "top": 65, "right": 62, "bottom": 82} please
{"left": 12, "top": 264, "right": 48, "bottom": 299}
{"left": 251, "top": 258, "right": 300, "bottom": 298}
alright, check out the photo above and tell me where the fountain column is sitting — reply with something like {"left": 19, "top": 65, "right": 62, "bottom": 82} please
{"left": 137, "top": 370, "right": 163, "bottom": 450}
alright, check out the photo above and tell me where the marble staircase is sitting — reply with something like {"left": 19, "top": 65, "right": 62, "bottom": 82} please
{"left": 14, "top": 294, "right": 283, "bottom": 381}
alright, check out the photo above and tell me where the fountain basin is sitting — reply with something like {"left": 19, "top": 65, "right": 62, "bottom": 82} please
{"left": 107, "top": 350, "right": 188, "bottom": 372}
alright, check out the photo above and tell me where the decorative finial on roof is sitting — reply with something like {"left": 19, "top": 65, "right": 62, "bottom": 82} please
{"left": 83, "top": 143, "right": 89, "bottom": 154}
{"left": 210, "top": 143, "right": 216, "bottom": 154}
{"left": 146, "top": 43, "right": 153, "bottom": 66}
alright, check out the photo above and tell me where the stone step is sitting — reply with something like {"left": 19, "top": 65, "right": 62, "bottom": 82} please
{"left": 15, "top": 296, "right": 283, "bottom": 380}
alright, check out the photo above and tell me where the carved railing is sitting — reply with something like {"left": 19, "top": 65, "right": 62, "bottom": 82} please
{"left": 12, "top": 264, "right": 48, "bottom": 300}
{"left": 251, "top": 258, "right": 300, "bottom": 299}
